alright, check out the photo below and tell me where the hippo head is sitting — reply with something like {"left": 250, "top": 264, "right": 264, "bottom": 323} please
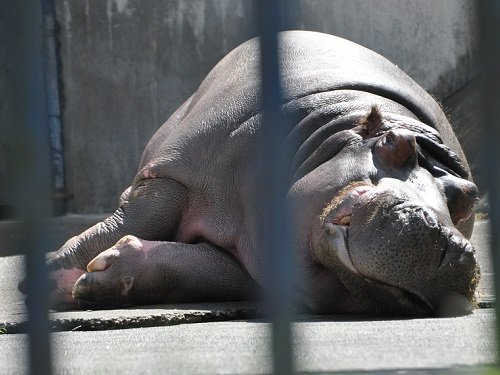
{"left": 307, "top": 107, "right": 479, "bottom": 316}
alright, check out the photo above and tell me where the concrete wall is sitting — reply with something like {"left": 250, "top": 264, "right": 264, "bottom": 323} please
{"left": 0, "top": 0, "right": 480, "bottom": 214}
{"left": 0, "top": 11, "right": 14, "bottom": 217}
{"left": 297, "top": 0, "right": 479, "bottom": 98}
{"left": 56, "top": 0, "right": 258, "bottom": 213}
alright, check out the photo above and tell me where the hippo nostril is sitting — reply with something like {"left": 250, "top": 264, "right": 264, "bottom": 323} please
{"left": 421, "top": 209, "right": 439, "bottom": 229}
{"left": 438, "top": 231, "right": 475, "bottom": 269}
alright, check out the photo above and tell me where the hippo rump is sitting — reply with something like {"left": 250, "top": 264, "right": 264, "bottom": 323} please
{"left": 21, "top": 31, "right": 480, "bottom": 316}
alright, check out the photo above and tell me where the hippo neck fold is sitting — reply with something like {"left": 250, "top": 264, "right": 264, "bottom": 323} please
{"left": 283, "top": 90, "right": 417, "bottom": 182}
{"left": 282, "top": 90, "right": 469, "bottom": 184}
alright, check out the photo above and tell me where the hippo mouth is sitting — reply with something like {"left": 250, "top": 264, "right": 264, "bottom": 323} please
{"left": 320, "top": 182, "right": 437, "bottom": 314}
{"left": 321, "top": 224, "right": 435, "bottom": 315}
{"left": 319, "top": 182, "right": 376, "bottom": 274}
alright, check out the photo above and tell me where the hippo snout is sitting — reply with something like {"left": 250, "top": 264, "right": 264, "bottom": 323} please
{"left": 346, "top": 196, "right": 479, "bottom": 315}
{"left": 316, "top": 176, "right": 480, "bottom": 316}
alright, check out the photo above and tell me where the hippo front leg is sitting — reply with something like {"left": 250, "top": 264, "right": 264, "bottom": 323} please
{"left": 71, "top": 236, "right": 256, "bottom": 308}
{"left": 19, "top": 177, "right": 188, "bottom": 310}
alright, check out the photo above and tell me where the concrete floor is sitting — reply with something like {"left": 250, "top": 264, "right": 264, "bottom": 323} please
{"left": 0, "top": 219, "right": 496, "bottom": 374}
{"left": 1, "top": 310, "right": 495, "bottom": 374}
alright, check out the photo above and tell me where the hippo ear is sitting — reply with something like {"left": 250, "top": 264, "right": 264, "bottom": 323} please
{"left": 359, "top": 106, "right": 383, "bottom": 136}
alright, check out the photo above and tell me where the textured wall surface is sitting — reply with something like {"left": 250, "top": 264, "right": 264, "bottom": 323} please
{"left": 0, "top": 11, "right": 14, "bottom": 214}
{"left": 57, "top": 0, "right": 258, "bottom": 213}
{"left": 296, "top": 0, "right": 479, "bottom": 98}
{"left": 0, "top": 0, "right": 479, "bottom": 213}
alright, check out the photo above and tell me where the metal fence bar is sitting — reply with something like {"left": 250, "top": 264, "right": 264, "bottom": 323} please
{"left": 255, "top": 1, "right": 296, "bottom": 373}
{"left": 6, "top": 0, "right": 54, "bottom": 374}
{"left": 43, "top": 0, "right": 66, "bottom": 216}
{"left": 477, "top": 1, "right": 500, "bottom": 366}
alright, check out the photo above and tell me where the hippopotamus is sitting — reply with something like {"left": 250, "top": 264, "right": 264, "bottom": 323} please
{"left": 20, "top": 31, "right": 480, "bottom": 316}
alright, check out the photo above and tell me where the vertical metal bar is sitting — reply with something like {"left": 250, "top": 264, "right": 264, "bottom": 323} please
{"left": 5, "top": 0, "right": 54, "bottom": 374}
{"left": 43, "top": 0, "right": 66, "bottom": 216}
{"left": 255, "top": 1, "right": 297, "bottom": 373}
{"left": 477, "top": 0, "right": 500, "bottom": 366}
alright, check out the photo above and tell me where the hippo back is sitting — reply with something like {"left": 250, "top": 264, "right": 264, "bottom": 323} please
{"left": 139, "top": 31, "right": 469, "bottom": 182}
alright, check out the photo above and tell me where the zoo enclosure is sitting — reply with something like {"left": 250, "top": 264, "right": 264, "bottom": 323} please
{"left": 2, "top": 1, "right": 499, "bottom": 374}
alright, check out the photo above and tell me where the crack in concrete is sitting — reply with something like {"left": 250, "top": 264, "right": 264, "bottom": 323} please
{"left": 0, "top": 303, "right": 260, "bottom": 334}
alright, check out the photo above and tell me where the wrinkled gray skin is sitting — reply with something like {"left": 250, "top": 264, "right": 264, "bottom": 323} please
{"left": 19, "top": 31, "right": 479, "bottom": 316}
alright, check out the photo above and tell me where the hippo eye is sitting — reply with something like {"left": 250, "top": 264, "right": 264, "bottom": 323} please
{"left": 415, "top": 135, "right": 468, "bottom": 179}
{"left": 418, "top": 156, "right": 447, "bottom": 178}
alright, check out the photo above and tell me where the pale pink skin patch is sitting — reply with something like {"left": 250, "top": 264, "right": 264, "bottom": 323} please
{"left": 126, "top": 237, "right": 163, "bottom": 254}
{"left": 140, "top": 168, "right": 159, "bottom": 179}
{"left": 325, "top": 183, "right": 375, "bottom": 225}
{"left": 113, "top": 235, "right": 163, "bottom": 256}
{"left": 50, "top": 268, "right": 85, "bottom": 304}
{"left": 86, "top": 235, "right": 163, "bottom": 273}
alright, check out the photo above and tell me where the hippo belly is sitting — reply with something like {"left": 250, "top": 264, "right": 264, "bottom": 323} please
{"left": 20, "top": 31, "right": 479, "bottom": 317}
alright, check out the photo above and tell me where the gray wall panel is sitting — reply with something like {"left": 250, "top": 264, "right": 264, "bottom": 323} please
{"left": 0, "top": 0, "right": 479, "bottom": 214}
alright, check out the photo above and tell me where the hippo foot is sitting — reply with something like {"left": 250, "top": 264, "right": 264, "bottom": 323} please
{"left": 48, "top": 267, "right": 86, "bottom": 310}
{"left": 72, "top": 235, "right": 161, "bottom": 308}
{"left": 18, "top": 257, "right": 85, "bottom": 311}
